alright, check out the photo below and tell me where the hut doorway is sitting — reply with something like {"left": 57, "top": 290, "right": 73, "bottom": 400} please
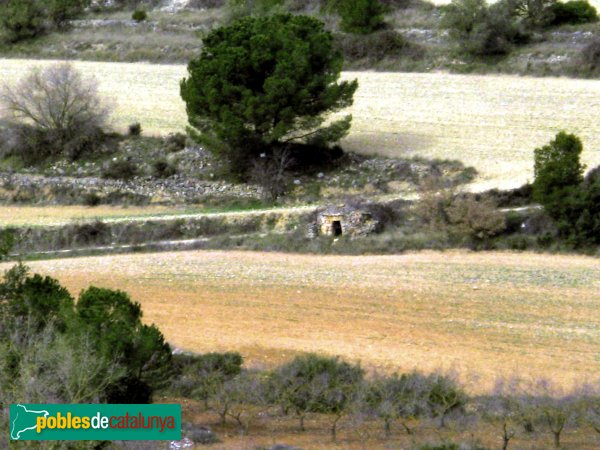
{"left": 332, "top": 220, "right": 342, "bottom": 236}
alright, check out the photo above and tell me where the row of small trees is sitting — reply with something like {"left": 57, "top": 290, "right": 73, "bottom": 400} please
{"left": 171, "top": 352, "right": 467, "bottom": 441}
{"left": 169, "top": 351, "right": 600, "bottom": 448}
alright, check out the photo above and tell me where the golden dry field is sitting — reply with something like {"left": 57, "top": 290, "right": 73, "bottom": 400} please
{"left": 2, "top": 59, "right": 600, "bottom": 191}
{"left": 0, "top": 205, "right": 197, "bottom": 226}
{"left": 10, "top": 249, "right": 600, "bottom": 395}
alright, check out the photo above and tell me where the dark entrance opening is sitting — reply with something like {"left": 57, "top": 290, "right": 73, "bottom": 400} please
{"left": 332, "top": 220, "right": 342, "bottom": 236}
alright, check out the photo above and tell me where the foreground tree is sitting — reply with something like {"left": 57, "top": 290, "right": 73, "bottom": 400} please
{"left": 180, "top": 14, "right": 358, "bottom": 178}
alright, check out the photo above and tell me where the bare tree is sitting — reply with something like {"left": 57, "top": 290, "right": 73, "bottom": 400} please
{"left": 249, "top": 148, "right": 294, "bottom": 202}
{"left": 1, "top": 63, "right": 110, "bottom": 160}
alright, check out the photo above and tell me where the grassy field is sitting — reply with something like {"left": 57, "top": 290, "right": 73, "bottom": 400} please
{"left": 11, "top": 249, "right": 600, "bottom": 395}
{"left": 2, "top": 59, "right": 600, "bottom": 191}
{"left": 0, "top": 205, "right": 199, "bottom": 226}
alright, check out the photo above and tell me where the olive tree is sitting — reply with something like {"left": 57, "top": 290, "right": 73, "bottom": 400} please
{"left": 270, "top": 353, "right": 364, "bottom": 440}
{"left": 180, "top": 14, "right": 358, "bottom": 178}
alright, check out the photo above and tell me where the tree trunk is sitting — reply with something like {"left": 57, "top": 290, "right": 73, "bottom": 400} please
{"left": 384, "top": 418, "right": 391, "bottom": 438}
{"left": 502, "top": 423, "right": 511, "bottom": 450}
{"left": 331, "top": 415, "right": 341, "bottom": 442}
{"left": 299, "top": 414, "right": 305, "bottom": 431}
{"left": 554, "top": 431, "right": 561, "bottom": 449}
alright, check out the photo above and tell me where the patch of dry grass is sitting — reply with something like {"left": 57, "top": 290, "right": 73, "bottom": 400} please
{"left": 2, "top": 60, "right": 600, "bottom": 190}
{"left": 0, "top": 205, "right": 196, "bottom": 226}
{"left": 12, "top": 249, "right": 600, "bottom": 395}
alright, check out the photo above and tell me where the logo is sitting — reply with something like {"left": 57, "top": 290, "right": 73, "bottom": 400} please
{"left": 10, "top": 404, "right": 181, "bottom": 441}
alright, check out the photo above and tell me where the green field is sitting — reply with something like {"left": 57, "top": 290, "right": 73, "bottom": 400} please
{"left": 2, "top": 59, "right": 600, "bottom": 191}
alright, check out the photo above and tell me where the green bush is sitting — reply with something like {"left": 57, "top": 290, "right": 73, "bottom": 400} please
{"left": 132, "top": 8, "right": 148, "bottom": 22}
{"left": 533, "top": 131, "right": 585, "bottom": 216}
{"left": 102, "top": 159, "right": 140, "bottom": 180}
{"left": 180, "top": 14, "right": 357, "bottom": 179}
{"left": 441, "top": 0, "right": 530, "bottom": 56}
{"left": 48, "top": 0, "right": 90, "bottom": 28}
{"left": 128, "top": 122, "right": 142, "bottom": 136}
{"left": 0, "top": 0, "right": 45, "bottom": 43}
{"left": 152, "top": 159, "right": 177, "bottom": 178}
{"left": 338, "top": 0, "right": 386, "bottom": 34}
{"left": 548, "top": 0, "right": 598, "bottom": 25}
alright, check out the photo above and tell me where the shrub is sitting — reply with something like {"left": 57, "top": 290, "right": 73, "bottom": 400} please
{"left": 128, "top": 122, "right": 142, "bottom": 136}
{"left": 548, "top": 0, "right": 598, "bottom": 25}
{"left": 507, "top": 0, "right": 556, "bottom": 27}
{"left": 441, "top": 0, "right": 530, "bottom": 56}
{"left": 0, "top": 0, "right": 45, "bottom": 43}
{"left": 102, "top": 159, "right": 139, "bottom": 180}
{"left": 132, "top": 8, "right": 148, "bottom": 22}
{"left": 48, "top": 0, "right": 90, "bottom": 28}
{"left": 180, "top": 14, "right": 357, "bottom": 179}
{"left": 165, "top": 132, "right": 187, "bottom": 152}
{"left": 578, "top": 37, "right": 600, "bottom": 76}
{"left": 335, "top": 30, "right": 421, "bottom": 63}
{"left": 152, "top": 159, "right": 177, "bottom": 178}
{"left": 83, "top": 192, "right": 102, "bottom": 206}
{"left": 337, "top": 0, "right": 386, "bottom": 34}
{"left": 225, "top": 0, "right": 286, "bottom": 20}
{"left": 446, "top": 195, "right": 507, "bottom": 242}
{"left": 1, "top": 64, "right": 110, "bottom": 163}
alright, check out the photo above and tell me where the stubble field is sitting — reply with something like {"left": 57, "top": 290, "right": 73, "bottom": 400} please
{"left": 9, "top": 249, "right": 600, "bottom": 394}
{"left": 2, "top": 59, "right": 600, "bottom": 191}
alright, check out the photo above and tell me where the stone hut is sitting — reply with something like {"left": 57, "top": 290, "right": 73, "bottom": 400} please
{"left": 314, "top": 204, "right": 380, "bottom": 237}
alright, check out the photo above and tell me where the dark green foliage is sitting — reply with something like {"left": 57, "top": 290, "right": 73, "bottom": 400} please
{"left": 0, "top": 266, "right": 171, "bottom": 406}
{"left": 132, "top": 8, "right": 148, "bottom": 22}
{"left": 548, "top": 0, "right": 598, "bottom": 25}
{"left": 102, "top": 158, "right": 140, "bottom": 180}
{"left": 337, "top": 0, "right": 386, "bottom": 34}
{"left": 441, "top": 0, "right": 530, "bottom": 56}
{"left": 48, "top": 0, "right": 90, "bottom": 28}
{"left": 180, "top": 14, "right": 357, "bottom": 178}
{"left": 533, "top": 131, "right": 585, "bottom": 216}
{"left": 129, "top": 122, "right": 142, "bottom": 136}
{"left": 152, "top": 159, "right": 177, "bottom": 178}
{"left": 0, "top": 0, "right": 89, "bottom": 42}
{"left": 77, "top": 287, "right": 172, "bottom": 403}
{"left": 270, "top": 353, "right": 364, "bottom": 432}
{"left": 165, "top": 132, "right": 187, "bottom": 152}
{"left": 0, "top": 0, "right": 45, "bottom": 43}
{"left": 4, "top": 271, "right": 73, "bottom": 332}
{"left": 507, "top": 0, "right": 556, "bottom": 27}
